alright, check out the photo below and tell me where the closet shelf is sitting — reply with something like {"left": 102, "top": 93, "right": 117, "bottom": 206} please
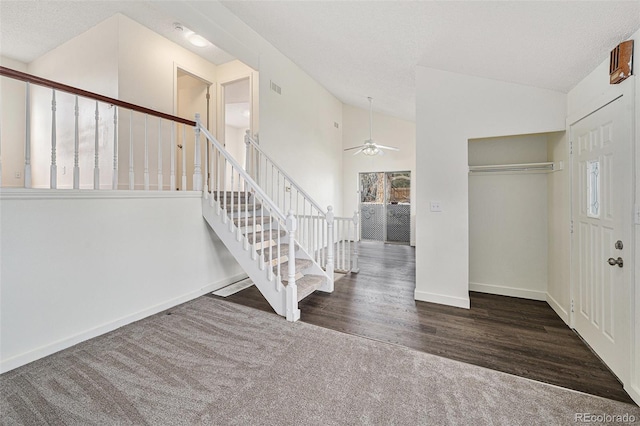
{"left": 469, "top": 161, "right": 562, "bottom": 174}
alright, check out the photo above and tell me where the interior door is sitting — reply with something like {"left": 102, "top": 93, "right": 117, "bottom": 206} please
{"left": 571, "top": 96, "right": 632, "bottom": 382}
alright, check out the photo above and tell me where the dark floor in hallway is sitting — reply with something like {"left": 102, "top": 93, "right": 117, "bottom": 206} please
{"left": 215, "top": 241, "right": 635, "bottom": 405}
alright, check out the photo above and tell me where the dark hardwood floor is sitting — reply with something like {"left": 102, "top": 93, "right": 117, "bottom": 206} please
{"left": 216, "top": 240, "right": 635, "bottom": 405}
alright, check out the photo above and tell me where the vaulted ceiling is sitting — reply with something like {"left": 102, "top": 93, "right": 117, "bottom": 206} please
{"left": 2, "top": 1, "right": 639, "bottom": 121}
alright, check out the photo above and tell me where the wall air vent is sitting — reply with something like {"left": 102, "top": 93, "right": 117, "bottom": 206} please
{"left": 270, "top": 80, "right": 282, "bottom": 95}
{"left": 609, "top": 40, "right": 633, "bottom": 84}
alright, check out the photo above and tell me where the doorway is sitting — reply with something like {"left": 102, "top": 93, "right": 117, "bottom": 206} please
{"left": 359, "top": 171, "right": 411, "bottom": 244}
{"left": 570, "top": 95, "right": 633, "bottom": 384}
{"left": 176, "top": 68, "right": 211, "bottom": 190}
{"left": 220, "top": 77, "right": 251, "bottom": 168}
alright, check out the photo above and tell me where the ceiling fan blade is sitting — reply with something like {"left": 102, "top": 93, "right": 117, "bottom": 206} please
{"left": 352, "top": 148, "right": 365, "bottom": 156}
{"left": 344, "top": 145, "right": 366, "bottom": 151}
{"left": 376, "top": 144, "right": 400, "bottom": 151}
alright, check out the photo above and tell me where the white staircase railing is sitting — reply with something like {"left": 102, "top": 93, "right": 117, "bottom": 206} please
{"left": 244, "top": 132, "right": 359, "bottom": 274}
{"left": 1, "top": 66, "right": 356, "bottom": 320}
{"left": 199, "top": 117, "right": 333, "bottom": 321}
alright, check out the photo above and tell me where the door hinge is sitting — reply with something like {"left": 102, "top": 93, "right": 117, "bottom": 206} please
{"left": 571, "top": 299, "right": 574, "bottom": 313}
{"left": 570, "top": 219, "right": 574, "bottom": 234}
{"left": 569, "top": 140, "right": 573, "bottom": 155}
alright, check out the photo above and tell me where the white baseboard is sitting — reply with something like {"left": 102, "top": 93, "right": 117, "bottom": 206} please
{"left": 0, "top": 272, "right": 247, "bottom": 374}
{"left": 545, "top": 292, "right": 569, "bottom": 325}
{"left": 626, "top": 383, "right": 640, "bottom": 407}
{"left": 469, "top": 282, "right": 546, "bottom": 301}
{"left": 415, "top": 290, "right": 470, "bottom": 309}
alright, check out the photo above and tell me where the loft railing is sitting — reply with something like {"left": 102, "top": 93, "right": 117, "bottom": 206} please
{"left": 244, "top": 132, "right": 359, "bottom": 273}
{"left": 0, "top": 66, "right": 202, "bottom": 190}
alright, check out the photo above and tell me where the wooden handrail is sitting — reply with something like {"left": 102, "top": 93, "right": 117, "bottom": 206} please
{"left": 0, "top": 66, "right": 196, "bottom": 127}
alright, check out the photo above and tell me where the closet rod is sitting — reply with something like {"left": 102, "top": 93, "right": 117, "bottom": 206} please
{"left": 469, "top": 162, "right": 557, "bottom": 173}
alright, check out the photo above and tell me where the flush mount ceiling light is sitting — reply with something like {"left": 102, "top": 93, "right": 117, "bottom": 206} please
{"left": 187, "top": 34, "right": 209, "bottom": 48}
{"left": 174, "top": 22, "right": 210, "bottom": 48}
{"left": 344, "top": 97, "right": 399, "bottom": 156}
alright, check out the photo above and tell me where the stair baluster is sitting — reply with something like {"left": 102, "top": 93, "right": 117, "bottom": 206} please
{"left": 128, "top": 110, "right": 134, "bottom": 190}
{"left": 24, "top": 82, "right": 32, "bottom": 188}
{"left": 157, "top": 119, "right": 162, "bottom": 191}
{"left": 93, "top": 101, "right": 100, "bottom": 189}
{"left": 74, "top": 96, "right": 80, "bottom": 189}
{"left": 326, "top": 206, "right": 335, "bottom": 292}
{"left": 112, "top": 107, "right": 118, "bottom": 190}
{"left": 286, "top": 210, "right": 300, "bottom": 322}
{"left": 50, "top": 89, "right": 57, "bottom": 189}
{"left": 193, "top": 113, "right": 202, "bottom": 191}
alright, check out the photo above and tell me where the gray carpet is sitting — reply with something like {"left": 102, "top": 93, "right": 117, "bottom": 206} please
{"left": 1, "top": 297, "right": 638, "bottom": 425}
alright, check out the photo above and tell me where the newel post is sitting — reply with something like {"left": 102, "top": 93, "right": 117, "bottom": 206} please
{"left": 193, "top": 113, "right": 203, "bottom": 191}
{"left": 286, "top": 210, "right": 300, "bottom": 322}
{"left": 351, "top": 210, "right": 360, "bottom": 273}
{"left": 326, "top": 205, "right": 335, "bottom": 290}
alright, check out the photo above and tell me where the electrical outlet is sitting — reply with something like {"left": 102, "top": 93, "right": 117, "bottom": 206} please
{"left": 430, "top": 201, "right": 442, "bottom": 212}
{"left": 15, "top": 171, "right": 21, "bottom": 179}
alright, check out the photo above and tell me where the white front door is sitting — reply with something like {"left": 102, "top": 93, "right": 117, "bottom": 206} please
{"left": 571, "top": 96, "right": 633, "bottom": 382}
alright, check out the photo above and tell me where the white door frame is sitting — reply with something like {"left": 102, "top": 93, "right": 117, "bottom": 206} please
{"left": 216, "top": 74, "right": 255, "bottom": 146}
{"left": 567, "top": 79, "right": 636, "bottom": 397}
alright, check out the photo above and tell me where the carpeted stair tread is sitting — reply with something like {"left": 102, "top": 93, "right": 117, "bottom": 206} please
{"left": 279, "top": 258, "right": 313, "bottom": 281}
{"left": 213, "top": 191, "right": 252, "bottom": 201}
{"left": 246, "top": 229, "right": 288, "bottom": 244}
{"left": 226, "top": 203, "right": 261, "bottom": 213}
{"left": 257, "top": 242, "right": 297, "bottom": 258}
{"left": 291, "top": 274, "right": 325, "bottom": 301}
{"left": 234, "top": 216, "right": 270, "bottom": 227}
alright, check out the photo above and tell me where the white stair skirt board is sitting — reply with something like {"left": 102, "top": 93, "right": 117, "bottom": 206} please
{"left": 212, "top": 278, "right": 255, "bottom": 297}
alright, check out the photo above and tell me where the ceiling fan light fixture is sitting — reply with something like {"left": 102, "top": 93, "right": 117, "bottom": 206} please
{"left": 343, "top": 96, "right": 399, "bottom": 156}
{"left": 363, "top": 145, "right": 379, "bottom": 156}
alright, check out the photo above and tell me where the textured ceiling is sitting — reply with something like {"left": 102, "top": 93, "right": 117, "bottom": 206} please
{"left": 221, "top": 1, "right": 640, "bottom": 121}
{"left": 0, "top": 1, "right": 235, "bottom": 66}
{"left": 2, "top": 1, "right": 639, "bottom": 122}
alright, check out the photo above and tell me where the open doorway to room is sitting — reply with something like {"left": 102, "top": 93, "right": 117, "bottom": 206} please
{"left": 219, "top": 77, "right": 251, "bottom": 168}
{"left": 176, "top": 68, "right": 212, "bottom": 190}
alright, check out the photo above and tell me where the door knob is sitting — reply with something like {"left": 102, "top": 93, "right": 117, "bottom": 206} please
{"left": 607, "top": 257, "right": 624, "bottom": 268}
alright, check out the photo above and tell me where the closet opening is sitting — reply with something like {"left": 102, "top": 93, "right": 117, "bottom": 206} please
{"left": 467, "top": 131, "right": 567, "bottom": 302}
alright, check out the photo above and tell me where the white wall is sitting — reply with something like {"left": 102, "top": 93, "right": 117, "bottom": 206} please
{"left": 117, "top": 14, "right": 217, "bottom": 190}
{"left": 26, "top": 15, "right": 119, "bottom": 189}
{"left": 468, "top": 134, "right": 550, "bottom": 300}
{"left": 546, "top": 131, "right": 570, "bottom": 322}
{"left": 0, "top": 192, "right": 244, "bottom": 372}
{"left": 0, "top": 56, "right": 27, "bottom": 187}
{"left": 567, "top": 28, "right": 640, "bottom": 405}
{"left": 342, "top": 104, "right": 415, "bottom": 237}
{"left": 415, "top": 67, "right": 566, "bottom": 308}
{"left": 155, "top": 2, "right": 344, "bottom": 214}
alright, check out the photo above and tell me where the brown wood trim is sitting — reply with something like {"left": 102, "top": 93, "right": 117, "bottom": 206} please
{"left": 0, "top": 66, "right": 197, "bottom": 127}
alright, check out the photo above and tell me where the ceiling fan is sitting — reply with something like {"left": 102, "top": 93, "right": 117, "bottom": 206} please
{"left": 344, "top": 97, "right": 399, "bottom": 156}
